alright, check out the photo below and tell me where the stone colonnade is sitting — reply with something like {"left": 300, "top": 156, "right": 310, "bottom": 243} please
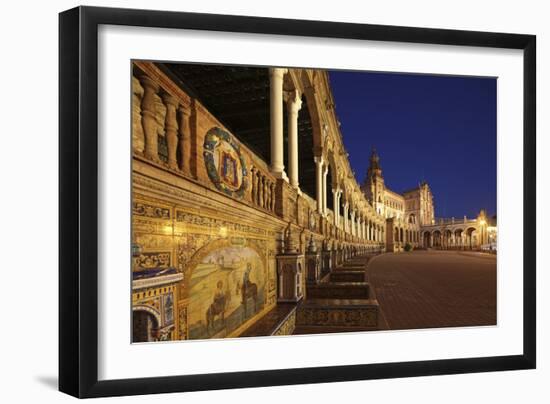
{"left": 268, "top": 67, "right": 384, "bottom": 245}
{"left": 135, "top": 64, "right": 386, "bottom": 249}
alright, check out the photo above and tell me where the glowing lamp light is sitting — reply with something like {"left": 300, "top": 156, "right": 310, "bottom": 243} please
{"left": 219, "top": 226, "right": 228, "bottom": 238}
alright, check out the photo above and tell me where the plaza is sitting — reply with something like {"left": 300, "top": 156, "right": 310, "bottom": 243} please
{"left": 368, "top": 251, "right": 497, "bottom": 330}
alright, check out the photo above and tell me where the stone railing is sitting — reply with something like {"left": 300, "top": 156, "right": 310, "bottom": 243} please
{"left": 249, "top": 165, "right": 276, "bottom": 213}
{"left": 433, "top": 217, "right": 476, "bottom": 225}
{"left": 132, "top": 61, "right": 283, "bottom": 219}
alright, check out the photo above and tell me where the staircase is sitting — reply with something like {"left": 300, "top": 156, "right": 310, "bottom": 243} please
{"left": 294, "top": 254, "right": 382, "bottom": 333}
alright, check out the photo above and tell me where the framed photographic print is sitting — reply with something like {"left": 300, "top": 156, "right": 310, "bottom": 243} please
{"left": 59, "top": 6, "right": 536, "bottom": 398}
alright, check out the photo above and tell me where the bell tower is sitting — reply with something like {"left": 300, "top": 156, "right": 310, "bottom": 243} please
{"left": 362, "top": 148, "right": 385, "bottom": 216}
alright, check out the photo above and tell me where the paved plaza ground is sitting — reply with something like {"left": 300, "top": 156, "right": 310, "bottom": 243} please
{"left": 368, "top": 251, "right": 496, "bottom": 330}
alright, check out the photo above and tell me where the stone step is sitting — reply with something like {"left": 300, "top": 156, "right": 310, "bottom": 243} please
{"left": 334, "top": 265, "right": 364, "bottom": 271}
{"left": 343, "top": 262, "right": 365, "bottom": 267}
{"left": 344, "top": 259, "right": 366, "bottom": 264}
{"left": 296, "top": 298, "right": 380, "bottom": 329}
{"left": 307, "top": 282, "right": 371, "bottom": 299}
{"left": 329, "top": 271, "right": 366, "bottom": 283}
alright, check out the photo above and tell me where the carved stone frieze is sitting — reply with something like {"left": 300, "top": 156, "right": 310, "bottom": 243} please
{"left": 176, "top": 210, "right": 267, "bottom": 237}
{"left": 133, "top": 201, "right": 171, "bottom": 219}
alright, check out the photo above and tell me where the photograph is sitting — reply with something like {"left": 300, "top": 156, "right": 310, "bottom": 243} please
{"left": 131, "top": 60, "right": 497, "bottom": 342}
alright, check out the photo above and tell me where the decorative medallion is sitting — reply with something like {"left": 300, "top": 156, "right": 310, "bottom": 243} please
{"left": 203, "top": 127, "right": 248, "bottom": 198}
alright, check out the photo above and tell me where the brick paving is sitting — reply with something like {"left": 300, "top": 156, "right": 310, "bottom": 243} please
{"left": 367, "top": 251, "right": 496, "bottom": 330}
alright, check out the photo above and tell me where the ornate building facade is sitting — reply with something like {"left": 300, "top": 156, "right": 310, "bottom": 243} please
{"left": 361, "top": 149, "right": 495, "bottom": 252}
{"left": 130, "top": 61, "right": 495, "bottom": 343}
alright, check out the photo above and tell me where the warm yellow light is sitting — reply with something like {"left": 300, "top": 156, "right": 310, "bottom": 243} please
{"left": 219, "top": 226, "right": 228, "bottom": 238}
{"left": 480, "top": 219, "right": 486, "bottom": 226}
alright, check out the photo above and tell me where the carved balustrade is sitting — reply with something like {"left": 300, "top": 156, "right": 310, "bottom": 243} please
{"left": 133, "top": 64, "right": 281, "bottom": 219}
{"left": 249, "top": 165, "right": 277, "bottom": 213}
{"left": 133, "top": 68, "right": 192, "bottom": 175}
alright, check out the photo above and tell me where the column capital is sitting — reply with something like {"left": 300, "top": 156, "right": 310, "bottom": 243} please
{"left": 314, "top": 155, "right": 324, "bottom": 165}
{"left": 269, "top": 67, "right": 288, "bottom": 80}
{"left": 286, "top": 89, "right": 302, "bottom": 113}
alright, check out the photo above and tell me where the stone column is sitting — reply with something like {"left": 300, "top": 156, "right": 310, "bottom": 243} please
{"left": 350, "top": 206, "right": 353, "bottom": 234}
{"left": 314, "top": 156, "right": 323, "bottom": 214}
{"left": 138, "top": 74, "right": 160, "bottom": 161}
{"left": 351, "top": 211, "right": 356, "bottom": 236}
{"left": 177, "top": 103, "right": 192, "bottom": 175}
{"left": 161, "top": 93, "right": 179, "bottom": 170}
{"left": 369, "top": 222, "right": 372, "bottom": 241}
{"left": 338, "top": 191, "right": 343, "bottom": 227}
{"left": 269, "top": 68, "right": 288, "bottom": 179}
{"left": 332, "top": 189, "right": 339, "bottom": 226}
{"left": 343, "top": 203, "right": 349, "bottom": 233}
{"left": 335, "top": 190, "right": 341, "bottom": 227}
{"left": 322, "top": 164, "right": 328, "bottom": 215}
{"left": 368, "top": 223, "right": 372, "bottom": 241}
{"left": 287, "top": 90, "right": 302, "bottom": 189}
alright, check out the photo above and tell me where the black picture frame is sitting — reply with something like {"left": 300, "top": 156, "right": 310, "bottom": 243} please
{"left": 59, "top": 5, "right": 536, "bottom": 398}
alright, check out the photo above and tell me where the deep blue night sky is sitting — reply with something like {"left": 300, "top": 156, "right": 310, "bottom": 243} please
{"left": 328, "top": 71, "right": 497, "bottom": 219}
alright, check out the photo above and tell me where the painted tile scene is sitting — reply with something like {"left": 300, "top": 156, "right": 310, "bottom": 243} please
{"left": 131, "top": 61, "right": 497, "bottom": 342}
